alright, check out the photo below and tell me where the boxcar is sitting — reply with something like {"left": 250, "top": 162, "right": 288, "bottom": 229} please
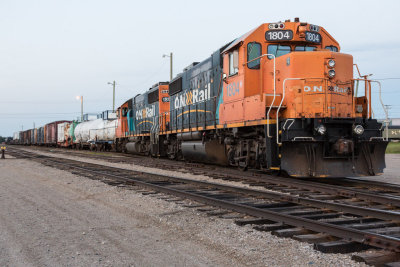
{"left": 37, "top": 127, "right": 45, "bottom": 145}
{"left": 45, "top": 120, "right": 71, "bottom": 146}
{"left": 383, "top": 126, "right": 400, "bottom": 140}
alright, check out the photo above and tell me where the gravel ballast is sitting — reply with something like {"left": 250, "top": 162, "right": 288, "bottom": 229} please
{"left": 0, "top": 150, "right": 370, "bottom": 266}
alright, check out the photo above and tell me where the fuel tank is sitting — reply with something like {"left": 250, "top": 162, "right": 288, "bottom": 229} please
{"left": 126, "top": 141, "right": 145, "bottom": 154}
{"left": 181, "top": 140, "right": 228, "bottom": 165}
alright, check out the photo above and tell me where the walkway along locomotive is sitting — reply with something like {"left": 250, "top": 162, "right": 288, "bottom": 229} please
{"left": 115, "top": 18, "right": 388, "bottom": 177}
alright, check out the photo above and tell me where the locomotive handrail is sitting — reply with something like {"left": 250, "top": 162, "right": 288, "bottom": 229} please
{"left": 370, "top": 137, "right": 385, "bottom": 141}
{"left": 369, "top": 80, "right": 389, "bottom": 141}
{"left": 277, "top": 78, "right": 326, "bottom": 145}
{"left": 282, "top": 119, "right": 295, "bottom": 131}
{"left": 277, "top": 78, "right": 304, "bottom": 145}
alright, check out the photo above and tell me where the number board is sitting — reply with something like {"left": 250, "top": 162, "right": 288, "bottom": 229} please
{"left": 305, "top": 31, "right": 321, "bottom": 43}
{"left": 265, "top": 30, "right": 293, "bottom": 41}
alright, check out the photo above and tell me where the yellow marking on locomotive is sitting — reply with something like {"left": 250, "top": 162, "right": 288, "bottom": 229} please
{"left": 137, "top": 120, "right": 154, "bottom": 125}
{"left": 177, "top": 109, "right": 212, "bottom": 118}
{"left": 128, "top": 119, "right": 278, "bottom": 137}
{"left": 185, "top": 91, "right": 193, "bottom": 105}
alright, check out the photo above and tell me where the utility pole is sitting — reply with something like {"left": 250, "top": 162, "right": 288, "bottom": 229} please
{"left": 384, "top": 105, "right": 391, "bottom": 140}
{"left": 81, "top": 96, "right": 84, "bottom": 122}
{"left": 76, "top": 95, "right": 83, "bottom": 121}
{"left": 163, "top": 52, "right": 173, "bottom": 81}
{"left": 108, "top": 81, "right": 116, "bottom": 112}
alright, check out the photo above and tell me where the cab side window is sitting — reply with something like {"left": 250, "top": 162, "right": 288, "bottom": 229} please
{"left": 229, "top": 50, "right": 239, "bottom": 75}
{"left": 247, "top": 42, "right": 261, "bottom": 69}
{"left": 122, "top": 107, "right": 128, "bottom": 117}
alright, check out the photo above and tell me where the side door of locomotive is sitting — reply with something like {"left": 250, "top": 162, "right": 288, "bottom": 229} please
{"left": 220, "top": 47, "right": 245, "bottom": 124}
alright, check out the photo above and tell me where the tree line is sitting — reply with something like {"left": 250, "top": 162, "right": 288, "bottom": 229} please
{"left": 0, "top": 136, "right": 11, "bottom": 143}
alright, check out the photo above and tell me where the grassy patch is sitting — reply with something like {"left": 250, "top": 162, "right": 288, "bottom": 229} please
{"left": 386, "top": 142, "right": 400, "bottom": 154}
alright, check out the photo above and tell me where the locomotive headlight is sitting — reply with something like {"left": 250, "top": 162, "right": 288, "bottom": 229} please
{"left": 327, "top": 59, "right": 336, "bottom": 68}
{"left": 316, "top": 124, "right": 327, "bottom": 135}
{"left": 328, "top": 69, "right": 336, "bottom": 78}
{"left": 353, "top": 125, "right": 364, "bottom": 135}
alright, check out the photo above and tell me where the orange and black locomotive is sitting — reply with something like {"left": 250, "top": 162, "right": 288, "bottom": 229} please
{"left": 115, "top": 18, "right": 388, "bottom": 177}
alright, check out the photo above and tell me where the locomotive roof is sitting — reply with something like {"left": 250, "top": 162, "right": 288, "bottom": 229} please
{"left": 222, "top": 27, "right": 257, "bottom": 53}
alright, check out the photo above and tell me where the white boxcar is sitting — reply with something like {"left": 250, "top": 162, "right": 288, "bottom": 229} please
{"left": 57, "top": 122, "right": 69, "bottom": 143}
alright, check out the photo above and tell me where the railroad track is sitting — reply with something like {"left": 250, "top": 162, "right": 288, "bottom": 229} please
{"left": 13, "top": 146, "right": 400, "bottom": 207}
{"left": 6, "top": 146, "right": 400, "bottom": 265}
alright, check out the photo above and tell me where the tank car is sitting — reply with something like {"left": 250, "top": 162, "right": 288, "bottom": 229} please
{"left": 74, "top": 111, "right": 117, "bottom": 151}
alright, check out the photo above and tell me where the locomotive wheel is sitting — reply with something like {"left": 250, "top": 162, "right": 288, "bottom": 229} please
{"left": 238, "top": 158, "right": 248, "bottom": 171}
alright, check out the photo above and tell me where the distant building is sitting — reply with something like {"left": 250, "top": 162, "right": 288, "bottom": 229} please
{"left": 391, "top": 118, "right": 400, "bottom": 126}
{"left": 378, "top": 118, "right": 400, "bottom": 126}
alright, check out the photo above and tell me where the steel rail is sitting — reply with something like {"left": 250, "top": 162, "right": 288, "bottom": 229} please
{"left": 305, "top": 177, "right": 400, "bottom": 193}
{"left": 35, "top": 155, "right": 400, "bottom": 221}
{"left": 9, "top": 146, "right": 400, "bottom": 207}
{"left": 8, "top": 148, "right": 400, "bottom": 221}
{"left": 9, "top": 148, "right": 400, "bottom": 252}
{"left": 238, "top": 172, "right": 400, "bottom": 207}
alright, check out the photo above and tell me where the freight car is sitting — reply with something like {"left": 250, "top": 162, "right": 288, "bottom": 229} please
{"left": 12, "top": 132, "right": 20, "bottom": 144}
{"left": 57, "top": 122, "right": 71, "bottom": 147}
{"left": 37, "top": 127, "right": 45, "bottom": 145}
{"left": 44, "top": 121, "right": 71, "bottom": 146}
{"left": 63, "top": 121, "right": 80, "bottom": 147}
{"left": 23, "top": 129, "right": 32, "bottom": 145}
{"left": 115, "top": 18, "right": 387, "bottom": 177}
{"left": 74, "top": 111, "right": 117, "bottom": 151}
{"left": 19, "top": 131, "right": 24, "bottom": 144}
{"left": 383, "top": 126, "right": 400, "bottom": 141}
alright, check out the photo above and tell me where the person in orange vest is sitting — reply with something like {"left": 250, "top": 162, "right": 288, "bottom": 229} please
{"left": 1, "top": 146, "right": 6, "bottom": 159}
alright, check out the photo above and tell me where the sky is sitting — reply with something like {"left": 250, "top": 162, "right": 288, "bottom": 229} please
{"left": 1, "top": 0, "right": 400, "bottom": 136}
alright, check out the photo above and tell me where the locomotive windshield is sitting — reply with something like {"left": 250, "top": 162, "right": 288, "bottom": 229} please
{"left": 294, "top": 46, "right": 316, "bottom": 51}
{"left": 267, "top": 45, "right": 290, "bottom": 59}
{"left": 267, "top": 45, "right": 322, "bottom": 59}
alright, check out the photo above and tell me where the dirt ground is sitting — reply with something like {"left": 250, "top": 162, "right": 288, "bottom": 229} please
{"left": 0, "top": 155, "right": 369, "bottom": 267}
